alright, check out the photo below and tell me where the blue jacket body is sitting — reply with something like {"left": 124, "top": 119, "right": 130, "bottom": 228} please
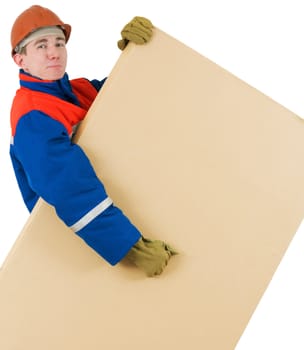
{"left": 10, "top": 70, "right": 141, "bottom": 265}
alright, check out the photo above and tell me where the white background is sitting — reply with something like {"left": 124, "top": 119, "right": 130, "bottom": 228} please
{"left": 1, "top": 1, "right": 304, "bottom": 348}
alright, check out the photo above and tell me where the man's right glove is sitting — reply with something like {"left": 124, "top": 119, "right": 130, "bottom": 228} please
{"left": 123, "top": 236, "right": 178, "bottom": 277}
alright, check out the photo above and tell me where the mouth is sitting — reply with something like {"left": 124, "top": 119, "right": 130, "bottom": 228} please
{"left": 47, "top": 65, "right": 62, "bottom": 69}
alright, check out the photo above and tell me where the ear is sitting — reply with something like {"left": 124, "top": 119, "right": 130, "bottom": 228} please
{"left": 13, "top": 53, "right": 24, "bottom": 67}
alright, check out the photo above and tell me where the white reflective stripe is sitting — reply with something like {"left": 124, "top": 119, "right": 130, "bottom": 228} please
{"left": 69, "top": 197, "right": 113, "bottom": 232}
{"left": 10, "top": 136, "right": 14, "bottom": 145}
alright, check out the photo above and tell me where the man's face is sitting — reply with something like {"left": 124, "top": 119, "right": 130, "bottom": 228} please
{"left": 13, "top": 34, "right": 67, "bottom": 81}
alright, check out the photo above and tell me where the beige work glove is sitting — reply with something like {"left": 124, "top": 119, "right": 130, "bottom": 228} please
{"left": 117, "top": 16, "right": 154, "bottom": 50}
{"left": 123, "top": 236, "right": 178, "bottom": 277}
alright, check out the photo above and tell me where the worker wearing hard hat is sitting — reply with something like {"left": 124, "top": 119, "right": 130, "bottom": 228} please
{"left": 9, "top": 5, "right": 177, "bottom": 277}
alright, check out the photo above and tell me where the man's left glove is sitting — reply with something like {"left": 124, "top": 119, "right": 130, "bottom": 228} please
{"left": 117, "top": 16, "right": 153, "bottom": 50}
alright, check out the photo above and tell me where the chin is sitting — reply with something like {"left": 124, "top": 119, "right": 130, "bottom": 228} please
{"left": 46, "top": 73, "right": 65, "bottom": 81}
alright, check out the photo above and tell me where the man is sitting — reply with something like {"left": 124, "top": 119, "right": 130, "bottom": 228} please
{"left": 9, "top": 5, "right": 177, "bottom": 277}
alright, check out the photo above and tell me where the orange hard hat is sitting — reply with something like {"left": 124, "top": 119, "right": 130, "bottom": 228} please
{"left": 10, "top": 5, "right": 71, "bottom": 56}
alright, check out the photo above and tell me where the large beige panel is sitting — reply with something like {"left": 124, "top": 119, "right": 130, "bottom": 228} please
{"left": 1, "top": 28, "right": 304, "bottom": 349}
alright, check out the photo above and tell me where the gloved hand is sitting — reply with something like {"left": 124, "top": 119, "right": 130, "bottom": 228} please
{"left": 123, "top": 236, "right": 178, "bottom": 277}
{"left": 117, "top": 16, "right": 154, "bottom": 50}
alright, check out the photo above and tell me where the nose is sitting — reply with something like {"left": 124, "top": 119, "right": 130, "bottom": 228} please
{"left": 47, "top": 45, "right": 60, "bottom": 59}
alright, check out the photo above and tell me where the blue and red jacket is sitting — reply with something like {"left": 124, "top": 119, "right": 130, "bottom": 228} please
{"left": 10, "top": 70, "right": 141, "bottom": 265}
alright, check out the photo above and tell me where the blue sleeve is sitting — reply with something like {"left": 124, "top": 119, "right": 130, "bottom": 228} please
{"left": 14, "top": 111, "right": 141, "bottom": 265}
{"left": 90, "top": 77, "right": 107, "bottom": 92}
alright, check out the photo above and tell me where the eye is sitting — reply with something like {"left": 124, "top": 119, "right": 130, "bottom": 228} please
{"left": 56, "top": 41, "right": 66, "bottom": 48}
{"left": 37, "top": 43, "right": 47, "bottom": 49}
